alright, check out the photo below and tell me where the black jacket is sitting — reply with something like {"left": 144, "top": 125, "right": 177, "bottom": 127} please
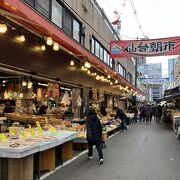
{"left": 115, "top": 108, "right": 128, "bottom": 120}
{"left": 86, "top": 113, "right": 102, "bottom": 141}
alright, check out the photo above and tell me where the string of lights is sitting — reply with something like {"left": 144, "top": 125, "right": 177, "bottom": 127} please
{"left": 0, "top": 10, "right": 145, "bottom": 98}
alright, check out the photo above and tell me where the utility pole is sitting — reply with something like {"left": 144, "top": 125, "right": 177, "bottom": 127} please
{"left": 135, "top": 57, "right": 138, "bottom": 87}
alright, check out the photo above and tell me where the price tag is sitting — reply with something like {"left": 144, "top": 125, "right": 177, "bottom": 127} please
{"left": 31, "top": 129, "right": 35, "bottom": 137}
{"left": 21, "top": 131, "right": 27, "bottom": 139}
{"left": 9, "top": 127, "right": 15, "bottom": 136}
{"left": 38, "top": 127, "right": 44, "bottom": 135}
{"left": 45, "top": 117, "right": 48, "bottom": 124}
{"left": 36, "top": 121, "right": 41, "bottom": 128}
{"left": 49, "top": 127, "right": 56, "bottom": 133}
{"left": 0, "top": 133, "right": 8, "bottom": 142}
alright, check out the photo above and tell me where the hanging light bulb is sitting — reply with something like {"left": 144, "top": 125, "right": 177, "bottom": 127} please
{"left": 110, "top": 82, "right": 113, "bottom": 85}
{"left": 53, "top": 42, "right": 59, "bottom": 51}
{"left": 85, "top": 62, "right": 89, "bottom": 68}
{"left": 87, "top": 62, "right": 91, "bottom": 68}
{"left": 0, "top": 23, "right": 7, "bottom": 33}
{"left": 28, "top": 81, "right": 33, "bottom": 86}
{"left": 46, "top": 37, "right": 53, "bottom": 45}
{"left": 41, "top": 45, "right": 46, "bottom": 51}
{"left": 108, "top": 75, "right": 111, "bottom": 79}
{"left": 19, "top": 93, "right": 23, "bottom": 98}
{"left": 27, "top": 84, "right": 32, "bottom": 89}
{"left": 81, "top": 66, "right": 85, "bottom": 71}
{"left": 87, "top": 70, "right": 91, "bottom": 75}
{"left": 70, "top": 60, "right": 74, "bottom": 66}
{"left": 22, "top": 81, "right": 27, "bottom": 87}
{"left": 115, "top": 80, "right": 118, "bottom": 84}
{"left": 96, "top": 75, "right": 100, "bottom": 80}
{"left": 17, "top": 35, "right": 25, "bottom": 42}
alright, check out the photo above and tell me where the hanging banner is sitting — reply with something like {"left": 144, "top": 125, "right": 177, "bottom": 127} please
{"left": 110, "top": 36, "right": 180, "bottom": 58}
{"left": 140, "top": 77, "right": 170, "bottom": 84}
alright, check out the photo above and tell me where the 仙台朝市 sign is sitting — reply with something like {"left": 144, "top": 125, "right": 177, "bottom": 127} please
{"left": 110, "top": 36, "right": 180, "bottom": 58}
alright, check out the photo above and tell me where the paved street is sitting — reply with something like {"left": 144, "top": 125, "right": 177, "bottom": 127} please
{"left": 45, "top": 122, "right": 180, "bottom": 180}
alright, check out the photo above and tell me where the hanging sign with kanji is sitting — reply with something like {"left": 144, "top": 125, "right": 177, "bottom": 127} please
{"left": 110, "top": 36, "right": 180, "bottom": 58}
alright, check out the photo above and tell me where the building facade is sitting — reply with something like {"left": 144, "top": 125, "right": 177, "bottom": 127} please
{"left": 22, "top": 0, "right": 135, "bottom": 86}
{"left": 168, "top": 57, "right": 178, "bottom": 88}
{"left": 0, "top": 0, "right": 144, "bottom": 113}
{"left": 174, "top": 56, "right": 180, "bottom": 86}
{"left": 138, "top": 63, "right": 163, "bottom": 101}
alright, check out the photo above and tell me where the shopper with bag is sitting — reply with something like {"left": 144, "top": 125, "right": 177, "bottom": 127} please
{"left": 86, "top": 107, "right": 104, "bottom": 164}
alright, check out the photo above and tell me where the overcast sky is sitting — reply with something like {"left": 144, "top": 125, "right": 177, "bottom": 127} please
{"left": 96, "top": 0, "right": 180, "bottom": 76}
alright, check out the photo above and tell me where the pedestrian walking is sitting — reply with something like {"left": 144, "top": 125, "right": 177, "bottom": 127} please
{"left": 132, "top": 105, "right": 138, "bottom": 123}
{"left": 113, "top": 107, "right": 128, "bottom": 131}
{"left": 145, "top": 105, "right": 152, "bottom": 123}
{"left": 139, "top": 105, "right": 146, "bottom": 123}
{"left": 156, "top": 105, "right": 162, "bottom": 123}
{"left": 86, "top": 107, "right": 104, "bottom": 164}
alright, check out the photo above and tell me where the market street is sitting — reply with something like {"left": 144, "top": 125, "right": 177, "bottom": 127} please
{"left": 45, "top": 122, "right": 180, "bottom": 180}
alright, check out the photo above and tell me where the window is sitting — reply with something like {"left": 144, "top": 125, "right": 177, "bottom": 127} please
{"left": 100, "top": 46, "right": 104, "bottom": 60}
{"left": 24, "top": 0, "right": 35, "bottom": 7}
{"left": 63, "top": 9, "right": 72, "bottom": 36}
{"left": 112, "top": 59, "right": 115, "bottom": 70}
{"left": 107, "top": 54, "right": 110, "bottom": 65}
{"left": 127, "top": 72, "right": 132, "bottom": 83}
{"left": 110, "top": 58, "right": 112, "bottom": 68}
{"left": 118, "top": 63, "right": 126, "bottom": 78}
{"left": 123, "top": 68, "right": 126, "bottom": 78}
{"left": 95, "top": 41, "right": 100, "bottom": 57}
{"left": 91, "top": 38, "right": 95, "bottom": 54}
{"left": 36, "top": 0, "right": 50, "bottom": 18}
{"left": 104, "top": 50, "right": 108, "bottom": 63}
{"left": 52, "top": 0, "right": 62, "bottom": 28}
{"left": 73, "top": 19, "right": 80, "bottom": 42}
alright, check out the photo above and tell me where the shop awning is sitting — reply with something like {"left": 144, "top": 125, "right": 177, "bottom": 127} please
{"left": 164, "top": 86, "right": 180, "bottom": 100}
{"left": 0, "top": 0, "right": 144, "bottom": 95}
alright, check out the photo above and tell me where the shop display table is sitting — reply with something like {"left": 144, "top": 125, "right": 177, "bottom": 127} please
{"left": 0, "top": 130, "right": 77, "bottom": 180}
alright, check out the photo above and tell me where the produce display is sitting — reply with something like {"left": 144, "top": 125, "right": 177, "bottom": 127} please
{"left": 0, "top": 122, "right": 77, "bottom": 150}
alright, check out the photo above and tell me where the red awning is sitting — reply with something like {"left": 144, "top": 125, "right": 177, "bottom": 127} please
{"left": 0, "top": 0, "right": 144, "bottom": 95}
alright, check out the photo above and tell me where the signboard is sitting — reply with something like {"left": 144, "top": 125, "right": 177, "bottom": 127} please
{"left": 47, "top": 83, "right": 59, "bottom": 98}
{"left": 110, "top": 36, "right": 180, "bottom": 58}
{"left": 140, "top": 77, "right": 170, "bottom": 84}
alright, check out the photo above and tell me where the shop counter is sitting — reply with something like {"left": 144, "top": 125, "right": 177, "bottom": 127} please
{"left": 0, "top": 131, "right": 77, "bottom": 180}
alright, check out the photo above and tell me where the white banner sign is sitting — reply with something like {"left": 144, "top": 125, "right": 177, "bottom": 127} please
{"left": 140, "top": 78, "right": 170, "bottom": 84}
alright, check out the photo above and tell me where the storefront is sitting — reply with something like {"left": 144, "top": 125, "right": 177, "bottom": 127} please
{"left": 163, "top": 86, "right": 180, "bottom": 136}
{"left": 0, "top": 1, "right": 145, "bottom": 179}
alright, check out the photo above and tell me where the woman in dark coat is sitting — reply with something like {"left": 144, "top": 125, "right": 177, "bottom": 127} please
{"left": 86, "top": 107, "right": 103, "bottom": 164}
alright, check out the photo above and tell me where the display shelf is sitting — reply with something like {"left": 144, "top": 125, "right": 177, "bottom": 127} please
{"left": 40, "top": 148, "right": 55, "bottom": 171}
{"left": 0, "top": 131, "right": 77, "bottom": 180}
